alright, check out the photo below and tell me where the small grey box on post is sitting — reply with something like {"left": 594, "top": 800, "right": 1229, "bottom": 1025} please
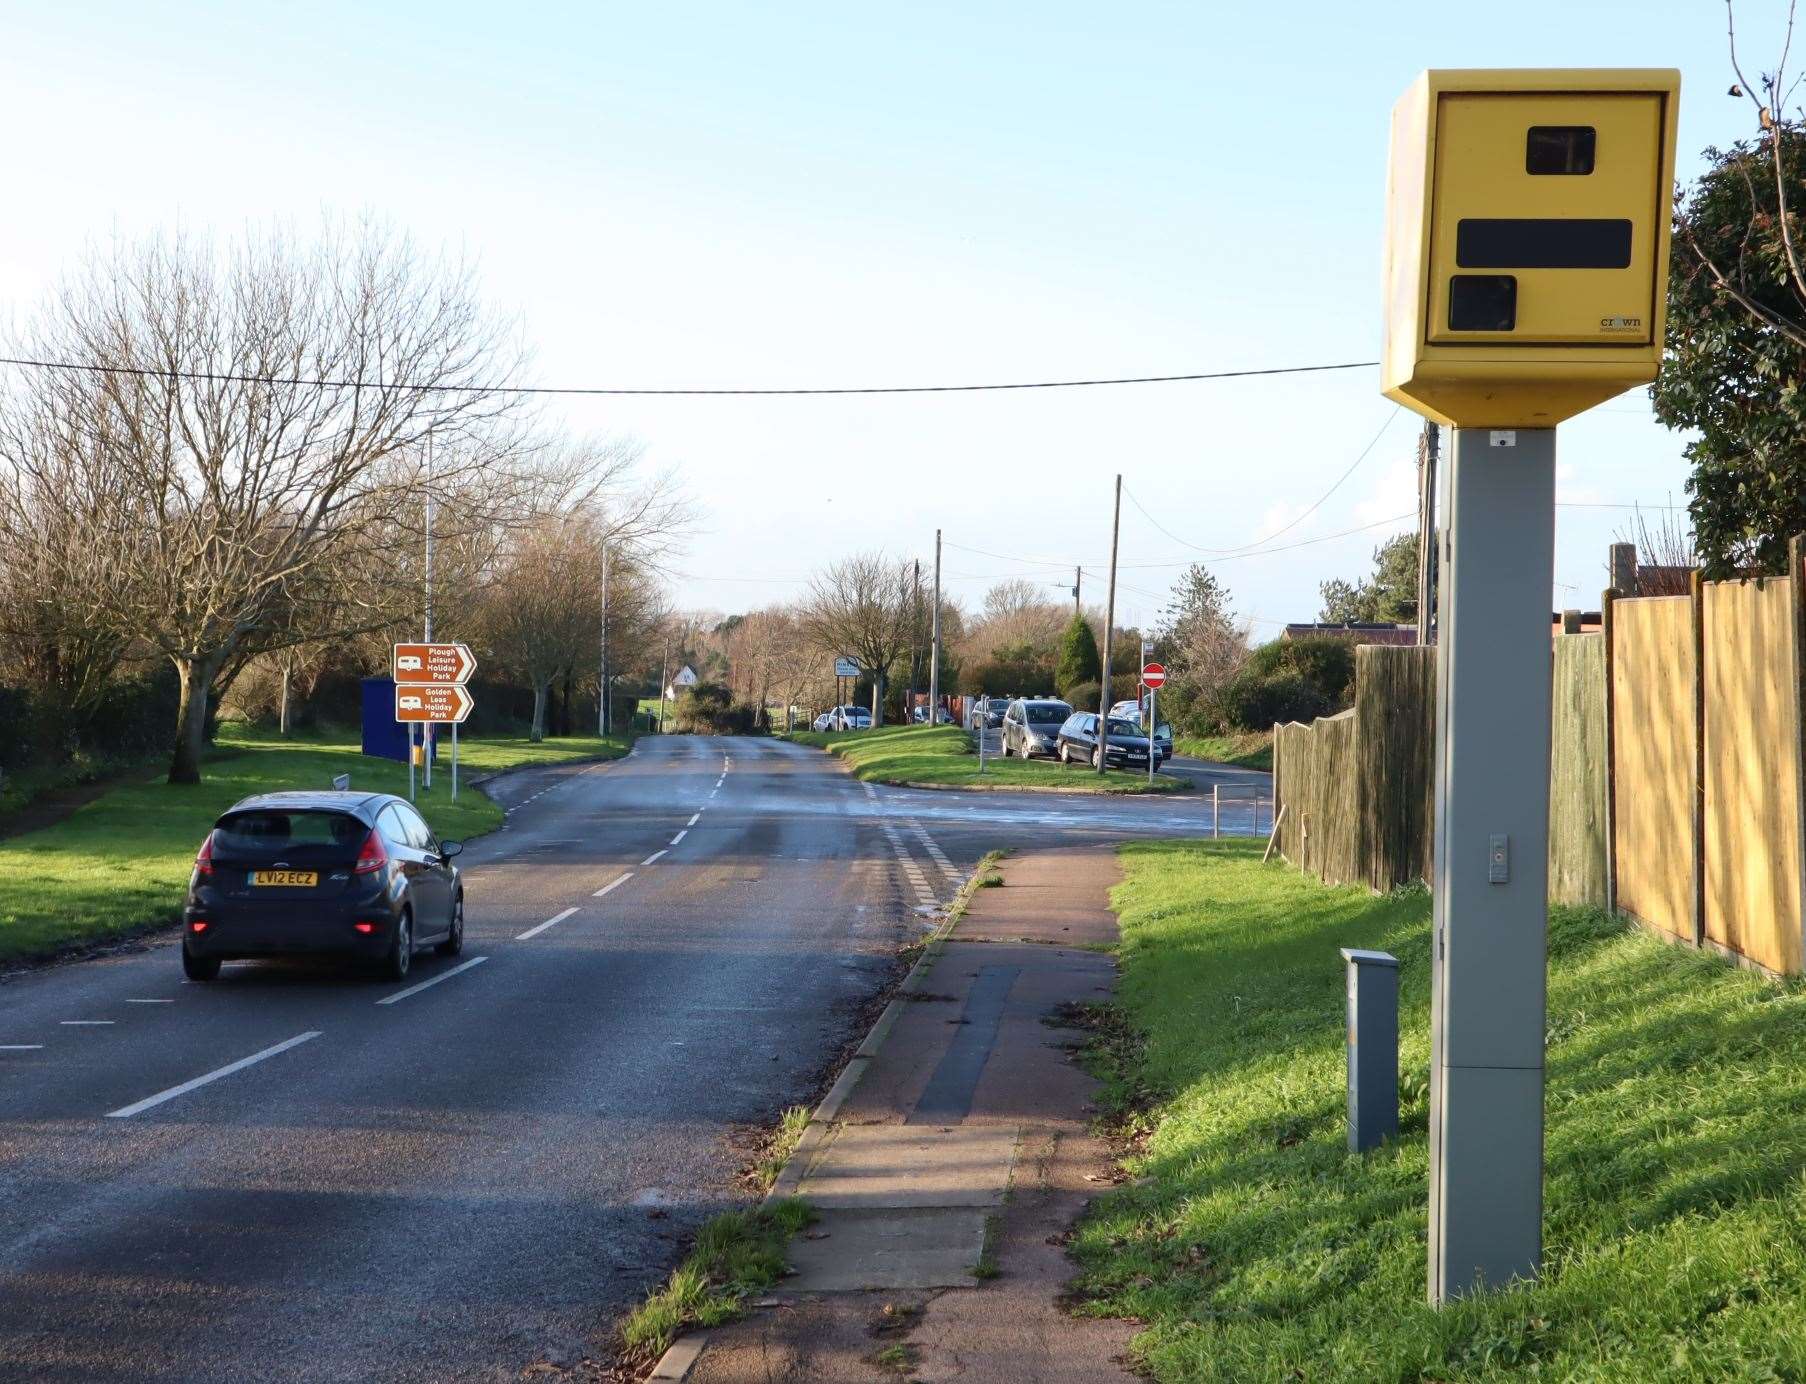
{"left": 1341, "top": 948, "right": 1400, "bottom": 1152}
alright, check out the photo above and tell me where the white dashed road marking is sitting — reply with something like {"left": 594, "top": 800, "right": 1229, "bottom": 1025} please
{"left": 687, "top": 813, "right": 701, "bottom": 827}
{"left": 592, "top": 873, "right": 634, "bottom": 898}
{"left": 376, "top": 956, "right": 489, "bottom": 1005}
{"left": 107, "top": 1030, "right": 322, "bottom": 1118}
{"left": 670, "top": 830, "right": 687, "bottom": 845}
{"left": 61, "top": 1021, "right": 114, "bottom": 1026}
{"left": 125, "top": 999, "right": 175, "bottom": 1004}
{"left": 516, "top": 907, "right": 580, "bottom": 941}
{"left": 641, "top": 849, "right": 668, "bottom": 866}
{"left": 0, "top": 1045, "right": 44, "bottom": 1051}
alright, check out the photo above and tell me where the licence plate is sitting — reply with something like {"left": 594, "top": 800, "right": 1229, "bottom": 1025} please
{"left": 250, "top": 870, "right": 318, "bottom": 887}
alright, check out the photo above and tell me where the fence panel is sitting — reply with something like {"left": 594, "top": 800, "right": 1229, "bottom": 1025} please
{"left": 1311, "top": 709, "right": 1360, "bottom": 885}
{"left": 1611, "top": 596, "right": 1697, "bottom": 941}
{"left": 1703, "top": 576, "right": 1801, "bottom": 973}
{"left": 1549, "top": 633, "right": 1608, "bottom": 906}
{"left": 1354, "top": 645, "right": 1435, "bottom": 890}
{"left": 1273, "top": 720, "right": 1314, "bottom": 865}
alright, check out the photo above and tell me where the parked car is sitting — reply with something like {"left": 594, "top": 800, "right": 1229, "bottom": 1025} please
{"left": 811, "top": 711, "right": 835, "bottom": 732}
{"left": 913, "top": 706, "right": 953, "bottom": 725}
{"left": 183, "top": 791, "right": 464, "bottom": 983}
{"left": 1055, "top": 713, "right": 1167, "bottom": 770}
{"left": 1000, "top": 698, "right": 1074, "bottom": 759}
{"left": 832, "top": 705, "right": 873, "bottom": 731}
{"left": 969, "top": 696, "right": 1010, "bottom": 730}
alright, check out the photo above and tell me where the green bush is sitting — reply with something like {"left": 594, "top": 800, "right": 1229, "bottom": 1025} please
{"left": 1055, "top": 615, "right": 1102, "bottom": 699}
{"left": 1207, "top": 635, "right": 1355, "bottom": 732}
{"left": 672, "top": 682, "right": 755, "bottom": 734}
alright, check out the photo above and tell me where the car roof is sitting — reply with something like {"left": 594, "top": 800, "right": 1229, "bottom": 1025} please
{"left": 221, "top": 790, "right": 398, "bottom": 820}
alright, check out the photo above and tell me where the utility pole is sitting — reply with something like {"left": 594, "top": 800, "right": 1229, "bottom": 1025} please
{"left": 1073, "top": 565, "right": 1082, "bottom": 616}
{"left": 422, "top": 435, "right": 434, "bottom": 793}
{"left": 1416, "top": 420, "right": 1439, "bottom": 645}
{"left": 1096, "top": 474, "right": 1121, "bottom": 775}
{"left": 929, "top": 530, "right": 942, "bottom": 729}
{"left": 910, "top": 558, "right": 922, "bottom": 721}
{"left": 598, "top": 542, "right": 611, "bottom": 737}
{"left": 656, "top": 633, "right": 670, "bottom": 735}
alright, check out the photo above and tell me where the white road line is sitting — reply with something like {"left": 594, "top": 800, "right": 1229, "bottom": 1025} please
{"left": 708, "top": 789, "right": 719, "bottom": 799}
{"left": 125, "top": 999, "right": 175, "bottom": 1004}
{"left": 375, "top": 956, "right": 489, "bottom": 1005}
{"left": 60, "top": 1020, "right": 114, "bottom": 1026}
{"left": 688, "top": 813, "right": 701, "bottom": 826}
{"left": 642, "top": 849, "right": 668, "bottom": 865}
{"left": 592, "top": 872, "right": 634, "bottom": 898}
{"left": 106, "top": 1031, "right": 322, "bottom": 1118}
{"left": 516, "top": 907, "right": 580, "bottom": 941}
{"left": 0, "top": 1045, "right": 44, "bottom": 1051}
{"left": 670, "top": 830, "right": 687, "bottom": 845}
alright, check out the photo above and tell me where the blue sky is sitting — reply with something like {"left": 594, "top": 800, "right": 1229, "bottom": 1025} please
{"left": 0, "top": 1, "right": 1767, "bottom": 633}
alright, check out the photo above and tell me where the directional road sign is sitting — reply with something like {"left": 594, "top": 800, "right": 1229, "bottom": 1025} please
{"left": 395, "top": 683, "right": 474, "bottom": 724}
{"left": 834, "top": 656, "right": 861, "bottom": 678}
{"left": 392, "top": 642, "right": 477, "bottom": 685}
{"left": 1141, "top": 663, "right": 1167, "bottom": 689}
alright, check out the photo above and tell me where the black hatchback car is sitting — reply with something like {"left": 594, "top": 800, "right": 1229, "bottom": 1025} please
{"left": 183, "top": 791, "right": 465, "bottom": 983}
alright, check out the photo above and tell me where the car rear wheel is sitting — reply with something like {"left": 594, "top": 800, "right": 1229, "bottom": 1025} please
{"left": 182, "top": 947, "right": 221, "bottom": 982}
{"left": 1092, "top": 746, "right": 1105, "bottom": 770}
{"left": 1057, "top": 743, "right": 1070, "bottom": 764}
{"left": 436, "top": 893, "right": 464, "bottom": 957}
{"left": 383, "top": 909, "right": 413, "bottom": 982}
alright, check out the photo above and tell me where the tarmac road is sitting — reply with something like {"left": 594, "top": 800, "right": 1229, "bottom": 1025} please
{"left": 0, "top": 735, "right": 1267, "bottom": 1382}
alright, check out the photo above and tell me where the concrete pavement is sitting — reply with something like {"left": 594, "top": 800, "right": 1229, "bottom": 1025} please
{"left": 684, "top": 847, "right": 1136, "bottom": 1384}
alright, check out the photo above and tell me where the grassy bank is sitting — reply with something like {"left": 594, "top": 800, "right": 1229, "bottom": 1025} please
{"left": 1072, "top": 839, "right": 1806, "bottom": 1380}
{"left": 1170, "top": 729, "right": 1272, "bottom": 772}
{"left": 787, "top": 723, "right": 1181, "bottom": 794}
{"left": 0, "top": 725, "right": 631, "bottom": 965}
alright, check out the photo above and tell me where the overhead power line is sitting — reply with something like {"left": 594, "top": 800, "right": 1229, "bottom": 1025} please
{"left": 0, "top": 354, "right": 1377, "bottom": 398}
{"left": 1121, "top": 410, "right": 1400, "bottom": 557}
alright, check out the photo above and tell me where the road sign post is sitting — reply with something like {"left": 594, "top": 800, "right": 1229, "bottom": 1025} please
{"left": 1383, "top": 68, "right": 1679, "bottom": 1302}
{"left": 1141, "top": 663, "right": 1166, "bottom": 786}
{"left": 394, "top": 644, "right": 478, "bottom": 803}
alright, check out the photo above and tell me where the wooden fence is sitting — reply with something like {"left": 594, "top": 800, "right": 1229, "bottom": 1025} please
{"left": 1274, "top": 647, "right": 1434, "bottom": 893}
{"left": 1275, "top": 538, "right": 1806, "bottom": 976}
{"left": 1550, "top": 634, "right": 1608, "bottom": 907}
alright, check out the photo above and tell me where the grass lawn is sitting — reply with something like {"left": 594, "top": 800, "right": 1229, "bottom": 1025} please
{"left": 1171, "top": 729, "right": 1272, "bottom": 772}
{"left": 0, "top": 724, "right": 631, "bottom": 965}
{"left": 1072, "top": 838, "right": 1806, "bottom": 1380}
{"left": 786, "top": 723, "right": 1182, "bottom": 794}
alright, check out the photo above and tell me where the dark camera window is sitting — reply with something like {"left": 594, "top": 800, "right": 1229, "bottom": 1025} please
{"left": 1449, "top": 275, "right": 1517, "bottom": 332}
{"left": 1457, "top": 218, "right": 1631, "bottom": 269}
{"left": 1527, "top": 126, "right": 1595, "bottom": 175}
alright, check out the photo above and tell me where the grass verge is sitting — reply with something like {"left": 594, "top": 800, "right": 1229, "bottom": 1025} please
{"left": 620, "top": 1198, "right": 815, "bottom": 1363}
{"left": 1170, "top": 729, "right": 1272, "bottom": 772}
{"left": 1071, "top": 837, "right": 1806, "bottom": 1380}
{"left": 749, "top": 1105, "right": 813, "bottom": 1191}
{"left": 786, "top": 723, "right": 1182, "bottom": 793}
{"left": 0, "top": 724, "right": 631, "bottom": 965}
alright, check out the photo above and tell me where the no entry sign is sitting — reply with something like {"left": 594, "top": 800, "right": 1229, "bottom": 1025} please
{"left": 1141, "top": 663, "right": 1167, "bottom": 689}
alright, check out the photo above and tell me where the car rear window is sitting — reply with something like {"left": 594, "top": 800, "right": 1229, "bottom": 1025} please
{"left": 1106, "top": 719, "right": 1142, "bottom": 737}
{"left": 1026, "top": 703, "right": 1070, "bottom": 724}
{"left": 213, "top": 810, "right": 367, "bottom": 860}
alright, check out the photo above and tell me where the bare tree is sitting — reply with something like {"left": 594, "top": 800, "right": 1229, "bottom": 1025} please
{"left": 0, "top": 220, "right": 537, "bottom": 781}
{"left": 800, "top": 553, "right": 914, "bottom": 725}
{"left": 475, "top": 514, "right": 602, "bottom": 740}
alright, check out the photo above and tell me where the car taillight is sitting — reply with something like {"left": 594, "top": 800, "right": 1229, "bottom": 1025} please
{"left": 354, "top": 829, "right": 388, "bottom": 875}
{"left": 353, "top": 921, "right": 377, "bottom": 934}
{"left": 190, "top": 920, "right": 209, "bottom": 933}
{"left": 194, "top": 833, "right": 215, "bottom": 877}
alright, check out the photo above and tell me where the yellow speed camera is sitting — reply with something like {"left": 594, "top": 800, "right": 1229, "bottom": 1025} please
{"left": 1383, "top": 69, "right": 1680, "bottom": 428}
